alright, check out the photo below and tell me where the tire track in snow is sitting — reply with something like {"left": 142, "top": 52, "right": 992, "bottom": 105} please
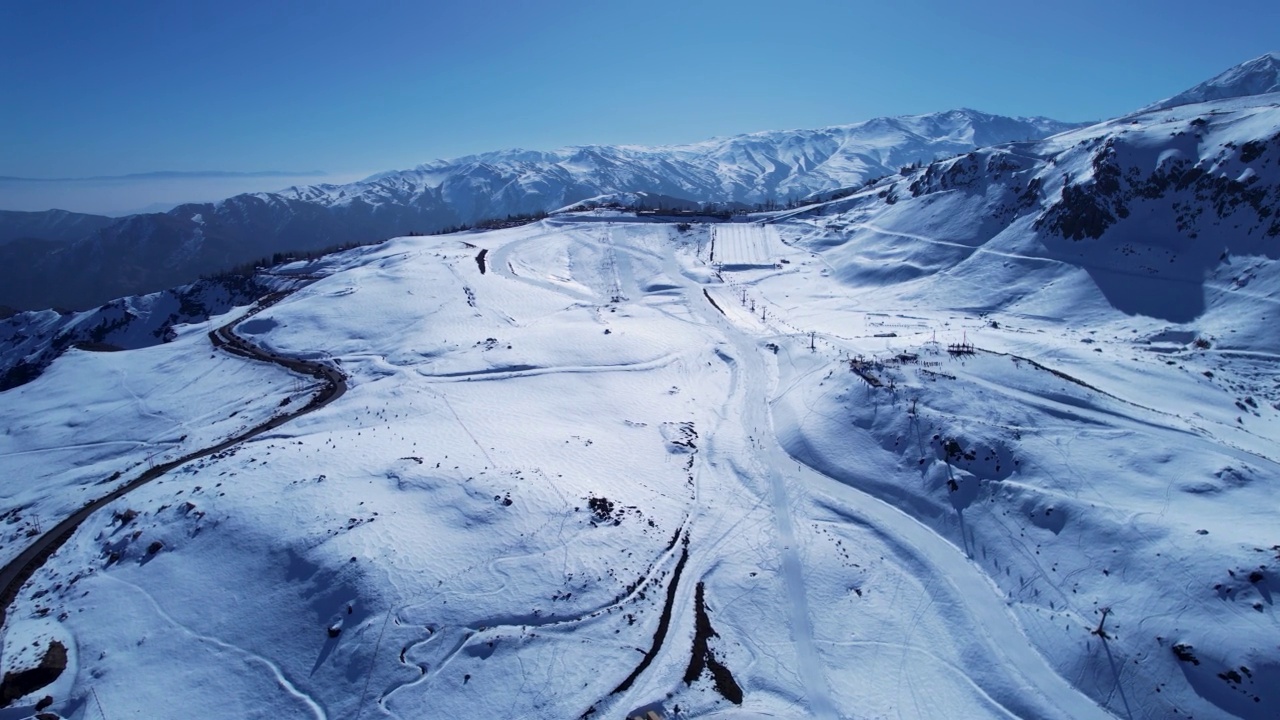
{"left": 0, "top": 439, "right": 160, "bottom": 459}
{"left": 413, "top": 352, "right": 679, "bottom": 383}
{"left": 382, "top": 524, "right": 693, "bottom": 719}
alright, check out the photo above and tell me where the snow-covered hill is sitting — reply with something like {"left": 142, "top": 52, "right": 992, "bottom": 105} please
{"left": 3, "top": 54, "right": 1280, "bottom": 720}
{"left": 0, "top": 274, "right": 273, "bottom": 392}
{"left": 5, "top": 192, "right": 1277, "bottom": 717}
{"left": 0, "top": 110, "right": 1080, "bottom": 311}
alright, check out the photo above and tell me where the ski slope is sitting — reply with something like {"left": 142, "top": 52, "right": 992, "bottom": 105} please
{"left": 711, "top": 224, "right": 786, "bottom": 270}
{"left": 5, "top": 58, "right": 1280, "bottom": 719}
{"left": 7, "top": 211, "right": 1267, "bottom": 718}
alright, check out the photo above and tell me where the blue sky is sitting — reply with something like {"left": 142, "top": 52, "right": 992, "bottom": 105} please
{"left": 1, "top": 0, "right": 1277, "bottom": 207}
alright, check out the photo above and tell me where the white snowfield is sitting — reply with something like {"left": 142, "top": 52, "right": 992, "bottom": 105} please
{"left": 4, "top": 69, "right": 1280, "bottom": 720}
{"left": 711, "top": 224, "right": 787, "bottom": 269}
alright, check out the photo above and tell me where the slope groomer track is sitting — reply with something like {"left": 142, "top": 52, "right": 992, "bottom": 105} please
{"left": 0, "top": 288, "right": 347, "bottom": 631}
{"left": 691, "top": 224, "right": 1112, "bottom": 720}
{"left": 480, "top": 218, "right": 1113, "bottom": 718}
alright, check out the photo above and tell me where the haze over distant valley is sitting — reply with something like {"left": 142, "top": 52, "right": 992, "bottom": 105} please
{"left": 0, "top": 170, "right": 373, "bottom": 216}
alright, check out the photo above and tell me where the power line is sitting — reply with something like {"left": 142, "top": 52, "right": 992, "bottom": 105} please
{"left": 355, "top": 610, "right": 393, "bottom": 720}
{"left": 92, "top": 687, "right": 111, "bottom": 720}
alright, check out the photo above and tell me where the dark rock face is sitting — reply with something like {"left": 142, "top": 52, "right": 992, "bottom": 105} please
{"left": 0, "top": 640, "right": 67, "bottom": 707}
{"left": 1036, "top": 131, "right": 1280, "bottom": 243}
{"left": 1, "top": 274, "right": 267, "bottom": 392}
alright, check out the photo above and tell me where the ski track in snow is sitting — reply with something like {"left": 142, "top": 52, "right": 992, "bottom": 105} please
{"left": 704, "top": 224, "right": 1112, "bottom": 719}
{"left": 16, "top": 211, "right": 1279, "bottom": 718}
{"left": 101, "top": 574, "right": 329, "bottom": 720}
{"left": 858, "top": 222, "right": 1280, "bottom": 311}
{"left": 696, "top": 271, "right": 839, "bottom": 716}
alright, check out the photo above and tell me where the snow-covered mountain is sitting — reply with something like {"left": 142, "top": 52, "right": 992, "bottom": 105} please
{"left": 330, "top": 109, "right": 1074, "bottom": 213}
{"left": 0, "top": 109, "right": 1080, "bottom": 311}
{"left": 0, "top": 273, "right": 272, "bottom": 391}
{"left": 739, "top": 85, "right": 1280, "bottom": 719}
{"left": 812, "top": 90, "right": 1280, "bottom": 327}
{"left": 1143, "top": 51, "right": 1280, "bottom": 112}
{"left": 3, "top": 54, "right": 1280, "bottom": 720}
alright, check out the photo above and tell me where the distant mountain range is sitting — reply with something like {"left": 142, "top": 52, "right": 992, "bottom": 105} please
{"left": 0, "top": 209, "right": 116, "bottom": 247}
{"left": 2, "top": 52, "right": 1277, "bottom": 316}
{"left": 0, "top": 110, "right": 1082, "bottom": 311}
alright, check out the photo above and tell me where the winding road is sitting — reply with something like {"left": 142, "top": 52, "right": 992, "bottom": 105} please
{"left": 0, "top": 289, "right": 347, "bottom": 631}
{"left": 0, "top": 222, "right": 1122, "bottom": 718}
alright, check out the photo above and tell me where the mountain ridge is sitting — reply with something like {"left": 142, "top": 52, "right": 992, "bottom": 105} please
{"left": 0, "top": 109, "right": 1083, "bottom": 311}
{"left": 1142, "top": 51, "right": 1280, "bottom": 112}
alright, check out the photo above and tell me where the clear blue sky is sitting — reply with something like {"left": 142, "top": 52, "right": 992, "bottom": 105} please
{"left": 2, "top": 0, "right": 1278, "bottom": 179}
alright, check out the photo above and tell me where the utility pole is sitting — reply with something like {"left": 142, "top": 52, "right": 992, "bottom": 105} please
{"left": 809, "top": 332, "right": 816, "bottom": 351}
{"left": 1091, "top": 607, "right": 1112, "bottom": 640}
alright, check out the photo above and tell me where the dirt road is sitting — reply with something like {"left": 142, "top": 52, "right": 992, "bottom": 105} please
{"left": 0, "top": 291, "right": 346, "bottom": 630}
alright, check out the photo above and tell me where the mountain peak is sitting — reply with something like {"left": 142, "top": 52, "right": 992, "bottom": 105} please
{"left": 1142, "top": 51, "right": 1280, "bottom": 112}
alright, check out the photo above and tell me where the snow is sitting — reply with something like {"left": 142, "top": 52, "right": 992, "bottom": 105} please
{"left": 4, "top": 59, "right": 1280, "bottom": 720}
{"left": 3, "top": 173, "right": 1278, "bottom": 717}
{"left": 1142, "top": 52, "right": 1280, "bottom": 112}
{"left": 0, "top": 310, "right": 305, "bottom": 568}
{"left": 274, "top": 109, "right": 1085, "bottom": 214}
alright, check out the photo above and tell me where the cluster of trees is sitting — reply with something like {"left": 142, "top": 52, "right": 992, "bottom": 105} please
{"left": 209, "top": 239, "right": 384, "bottom": 279}
{"left": 209, "top": 211, "right": 554, "bottom": 280}
{"left": 431, "top": 210, "right": 549, "bottom": 235}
